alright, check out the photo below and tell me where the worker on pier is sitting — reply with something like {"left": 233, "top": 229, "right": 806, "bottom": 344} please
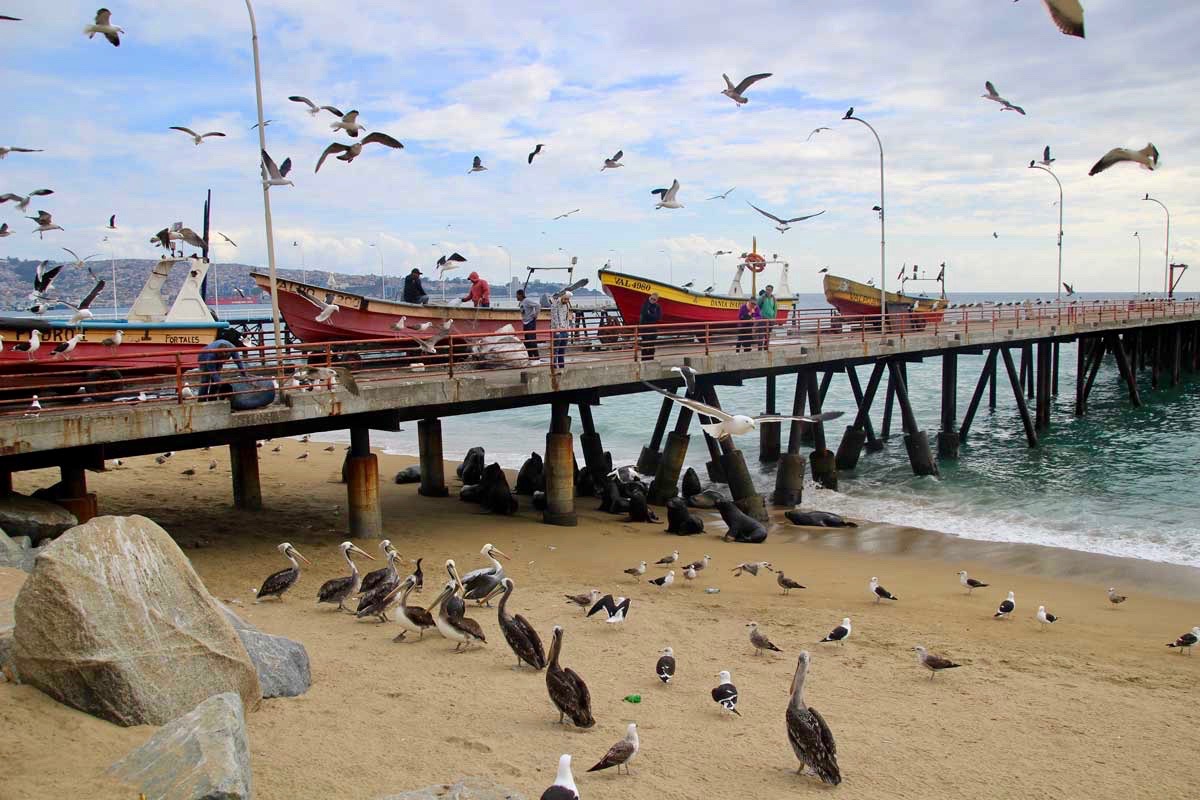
{"left": 639, "top": 292, "right": 662, "bottom": 361}
{"left": 550, "top": 290, "right": 572, "bottom": 369}
{"left": 403, "top": 268, "right": 429, "bottom": 305}
{"left": 461, "top": 272, "right": 491, "bottom": 307}
{"left": 517, "top": 289, "right": 540, "bottom": 360}
{"left": 197, "top": 330, "right": 248, "bottom": 399}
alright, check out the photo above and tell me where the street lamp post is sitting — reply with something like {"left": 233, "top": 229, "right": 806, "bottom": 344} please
{"left": 1143, "top": 193, "right": 1170, "bottom": 295}
{"left": 1027, "top": 162, "right": 1064, "bottom": 301}
{"left": 842, "top": 108, "right": 886, "bottom": 324}
{"left": 659, "top": 250, "right": 674, "bottom": 284}
{"left": 244, "top": 0, "right": 282, "bottom": 362}
{"left": 1134, "top": 231, "right": 1142, "bottom": 297}
{"left": 712, "top": 250, "right": 730, "bottom": 288}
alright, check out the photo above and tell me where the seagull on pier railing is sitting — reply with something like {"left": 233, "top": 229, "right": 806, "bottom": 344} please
{"left": 642, "top": 381, "right": 842, "bottom": 439}
{"left": 720, "top": 72, "right": 772, "bottom": 105}
{"left": 747, "top": 201, "right": 825, "bottom": 233}
{"left": 981, "top": 81, "right": 1025, "bottom": 115}
{"left": 1089, "top": 143, "right": 1158, "bottom": 176}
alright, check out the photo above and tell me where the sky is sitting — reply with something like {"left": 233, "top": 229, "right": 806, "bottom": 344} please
{"left": 1, "top": 0, "right": 1197, "bottom": 297}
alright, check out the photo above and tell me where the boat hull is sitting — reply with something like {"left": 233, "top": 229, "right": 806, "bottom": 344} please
{"left": 598, "top": 268, "right": 794, "bottom": 327}
{"left": 822, "top": 274, "right": 947, "bottom": 328}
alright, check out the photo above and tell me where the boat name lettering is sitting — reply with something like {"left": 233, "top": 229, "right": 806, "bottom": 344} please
{"left": 612, "top": 277, "right": 653, "bottom": 292}
{"left": 166, "top": 335, "right": 202, "bottom": 344}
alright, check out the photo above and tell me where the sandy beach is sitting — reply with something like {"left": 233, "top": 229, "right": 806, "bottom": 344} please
{"left": 4, "top": 439, "right": 1199, "bottom": 799}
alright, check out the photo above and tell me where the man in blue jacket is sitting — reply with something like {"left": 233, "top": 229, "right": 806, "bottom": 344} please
{"left": 639, "top": 292, "right": 662, "bottom": 361}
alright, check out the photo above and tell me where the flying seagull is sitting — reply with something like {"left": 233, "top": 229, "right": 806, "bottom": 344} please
{"left": 0, "top": 189, "right": 53, "bottom": 213}
{"left": 652, "top": 179, "right": 683, "bottom": 209}
{"left": 956, "top": 570, "right": 989, "bottom": 594}
{"left": 553, "top": 209, "right": 580, "bottom": 221}
{"left": 528, "top": 143, "right": 545, "bottom": 164}
{"left": 1088, "top": 143, "right": 1158, "bottom": 176}
{"left": 706, "top": 187, "right": 736, "bottom": 200}
{"left": 601, "top": 150, "right": 624, "bottom": 170}
{"left": 643, "top": 381, "right": 842, "bottom": 439}
{"left": 1038, "top": 145, "right": 1055, "bottom": 166}
{"left": 1031, "top": 0, "right": 1085, "bottom": 38}
{"left": 170, "top": 127, "right": 226, "bottom": 145}
{"left": 84, "top": 8, "right": 122, "bottom": 46}
{"left": 28, "top": 210, "right": 63, "bottom": 238}
{"left": 324, "top": 107, "right": 364, "bottom": 137}
{"left": 315, "top": 132, "right": 404, "bottom": 172}
{"left": 721, "top": 72, "right": 772, "bottom": 105}
{"left": 0, "top": 223, "right": 10, "bottom": 237}
{"left": 300, "top": 291, "right": 340, "bottom": 323}
{"left": 62, "top": 248, "right": 99, "bottom": 267}
{"left": 746, "top": 202, "right": 826, "bottom": 233}
{"left": 468, "top": 155, "right": 488, "bottom": 173}
{"left": 981, "top": 81, "right": 1025, "bottom": 115}
{"left": 1063, "top": 282, "right": 1075, "bottom": 296}
{"left": 994, "top": 590, "right": 1016, "bottom": 619}
{"left": 106, "top": 214, "right": 117, "bottom": 229}
{"left": 732, "top": 561, "right": 773, "bottom": 577}
{"left": 250, "top": 120, "right": 274, "bottom": 130}
{"left": 288, "top": 95, "right": 328, "bottom": 116}
{"left": 0, "top": 146, "right": 42, "bottom": 159}
{"left": 33, "top": 261, "right": 63, "bottom": 294}
{"left": 914, "top": 645, "right": 961, "bottom": 679}
{"left": 261, "top": 149, "right": 294, "bottom": 187}
{"left": 436, "top": 252, "right": 467, "bottom": 274}
{"left": 806, "top": 127, "right": 831, "bottom": 141}
{"left": 217, "top": 232, "right": 238, "bottom": 247}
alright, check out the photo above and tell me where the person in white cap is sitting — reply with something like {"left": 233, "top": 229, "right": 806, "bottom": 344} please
{"left": 550, "top": 290, "right": 573, "bottom": 369}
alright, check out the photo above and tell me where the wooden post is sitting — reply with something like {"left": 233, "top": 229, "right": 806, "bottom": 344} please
{"left": 988, "top": 352, "right": 997, "bottom": 410}
{"left": 886, "top": 360, "right": 937, "bottom": 475}
{"left": 937, "top": 352, "right": 959, "bottom": 459}
{"left": 773, "top": 371, "right": 809, "bottom": 506}
{"left": 899, "top": 362, "right": 913, "bottom": 434}
{"left": 785, "top": 371, "right": 808, "bottom": 455}
{"left": 1052, "top": 341, "right": 1060, "bottom": 396}
{"left": 1035, "top": 341, "right": 1052, "bottom": 431}
{"left": 846, "top": 364, "right": 881, "bottom": 449}
{"left": 636, "top": 394, "right": 675, "bottom": 475}
{"left": 1108, "top": 333, "right": 1142, "bottom": 407}
{"left": 805, "top": 369, "right": 838, "bottom": 488}
{"left": 229, "top": 440, "right": 262, "bottom": 511}
{"left": 1081, "top": 337, "right": 1106, "bottom": 409}
{"left": 1150, "top": 330, "right": 1160, "bottom": 389}
{"left": 1000, "top": 348, "right": 1038, "bottom": 447}
{"left": 705, "top": 385, "right": 767, "bottom": 520}
{"left": 577, "top": 403, "right": 608, "bottom": 494}
{"left": 700, "top": 382, "right": 729, "bottom": 482}
{"left": 1074, "top": 338, "right": 1087, "bottom": 417}
{"left": 880, "top": 372, "right": 896, "bottom": 440}
{"left": 346, "top": 427, "right": 383, "bottom": 538}
{"left": 417, "top": 418, "right": 449, "bottom": 497}
{"left": 648, "top": 405, "right": 693, "bottom": 504}
{"left": 836, "top": 363, "right": 884, "bottom": 471}
{"left": 758, "top": 374, "right": 781, "bottom": 463}
{"left": 543, "top": 403, "right": 577, "bottom": 526}
{"left": 959, "top": 349, "right": 998, "bottom": 442}
{"left": 57, "top": 464, "right": 98, "bottom": 524}
{"left": 1171, "top": 326, "right": 1182, "bottom": 386}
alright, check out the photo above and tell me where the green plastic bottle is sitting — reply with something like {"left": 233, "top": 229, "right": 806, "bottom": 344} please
{"left": 623, "top": 694, "right": 642, "bottom": 704}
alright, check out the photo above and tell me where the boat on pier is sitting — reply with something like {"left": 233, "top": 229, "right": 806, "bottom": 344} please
{"left": 822, "top": 273, "right": 948, "bottom": 330}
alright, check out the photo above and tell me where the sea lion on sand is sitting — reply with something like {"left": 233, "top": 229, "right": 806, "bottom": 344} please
{"left": 717, "top": 499, "right": 768, "bottom": 543}
{"left": 686, "top": 490, "right": 723, "bottom": 509}
{"left": 457, "top": 446, "right": 485, "bottom": 485}
{"left": 576, "top": 466, "right": 603, "bottom": 498}
{"left": 598, "top": 478, "right": 631, "bottom": 514}
{"left": 480, "top": 462, "right": 519, "bottom": 515}
{"left": 394, "top": 465, "right": 421, "bottom": 484}
{"left": 665, "top": 497, "right": 705, "bottom": 535}
{"left": 628, "top": 490, "right": 660, "bottom": 523}
{"left": 785, "top": 510, "right": 858, "bottom": 528}
{"left": 515, "top": 452, "right": 544, "bottom": 495}
{"left": 681, "top": 467, "right": 703, "bottom": 498}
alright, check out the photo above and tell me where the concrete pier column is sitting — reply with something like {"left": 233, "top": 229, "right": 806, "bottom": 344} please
{"left": 543, "top": 403, "right": 577, "bottom": 526}
{"left": 758, "top": 374, "right": 781, "bottom": 463}
{"left": 804, "top": 369, "right": 837, "bottom": 489}
{"left": 700, "top": 384, "right": 729, "bottom": 483}
{"left": 1035, "top": 342, "right": 1052, "bottom": 432}
{"left": 988, "top": 353, "right": 997, "bottom": 410}
{"left": 649, "top": 407, "right": 693, "bottom": 504}
{"left": 723, "top": 449, "right": 768, "bottom": 522}
{"left": 635, "top": 395, "right": 674, "bottom": 475}
{"left": 887, "top": 360, "right": 938, "bottom": 476}
{"left": 229, "top": 440, "right": 262, "bottom": 511}
{"left": 58, "top": 464, "right": 98, "bottom": 523}
{"left": 773, "top": 371, "right": 809, "bottom": 506}
{"left": 577, "top": 403, "right": 608, "bottom": 494}
{"left": 1171, "top": 326, "right": 1182, "bottom": 386}
{"left": 417, "top": 418, "right": 449, "bottom": 497}
{"left": 937, "top": 352, "right": 960, "bottom": 459}
{"left": 346, "top": 427, "right": 383, "bottom": 538}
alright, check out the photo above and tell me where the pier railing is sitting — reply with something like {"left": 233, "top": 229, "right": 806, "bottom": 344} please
{"left": 3, "top": 297, "right": 1198, "bottom": 419}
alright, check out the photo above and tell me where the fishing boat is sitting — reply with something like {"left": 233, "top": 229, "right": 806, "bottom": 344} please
{"left": 250, "top": 272, "right": 546, "bottom": 343}
{"left": 822, "top": 272, "right": 948, "bottom": 330}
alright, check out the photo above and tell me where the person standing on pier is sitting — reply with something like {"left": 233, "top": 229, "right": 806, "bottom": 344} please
{"left": 197, "top": 330, "right": 248, "bottom": 399}
{"left": 461, "top": 271, "right": 491, "bottom": 307}
{"left": 550, "top": 290, "right": 572, "bottom": 369}
{"left": 639, "top": 292, "right": 663, "bottom": 360}
{"left": 737, "top": 297, "right": 760, "bottom": 352}
{"left": 403, "top": 268, "right": 429, "bottom": 305}
{"left": 756, "top": 285, "right": 777, "bottom": 350}
{"left": 517, "top": 289, "right": 541, "bottom": 360}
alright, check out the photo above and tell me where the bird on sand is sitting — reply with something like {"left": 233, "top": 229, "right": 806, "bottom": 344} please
{"left": 527, "top": 143, "right": 545, "bottom": 164}
{"left": 1, "top": 189, "right": 53, "bottom": 213}
{"left": 643, "top": 381, "right": 842, "bottom": 439}
{"left": 711, "top": 670, "right": 740, "bottom": 716}
{"left": 317, "top": 542, "right": 376, "bottom": 611}
{"left": 170, "top": 127, "right": 226, "bottom": 145}
{"left": 1036, "top": 605, "right": 1059, "bottom": 629}
{"left": 652, "top": 179, "right": 683, "bottom": 209}
{"left": 541, "top": 754, "right": 579, "bottom": 800}
{"left": 545, "top": 625, "right": 594, "bottom": 727}
{"left": 732, "top": 561, "right": 773, "bottom": 577}
{"left": 655, "top": 550, "right": 679, "bottom": 567}
{"left": 588, "top": 594, "right": 631, "bottom": 625}
{"left": 261, "top": 150, "right": 293, "bottom": 187}
{"left": 786, "top": 651, "right": 841, "bottom": 785}
{"left": 315, "top": 132, "right": 403, "bottom": 172}
{"left": 819, "top": 618, "right": 851, "bottom": 645}
{"left": 84, "top": 8, "right": 123, "bottom": 46}
{"left": 589, "top": 722, "right": 639, "bottom": 775}
{"left": 28, "top": 210, "right": 63, "bottom": 238}
{"left": 623, "top": 561, "right": 647, "bottom": 580}
{"left": 1167, "top": 626, "right": 1200, "bottom": 655}
{"left": 747, "top": 621, "right": 783, "bottom": 657}
{"left": 683, "top": 554, "right": 711, "bottom": 573}
{"left": 1023, "top": 0, "right": 1085, "bottom": 38}
{"left": 0, "top": 146, "right": 42, "bottom": 159}
{"left": 565, "top": 588, "right": 602, "bottom": 609}
{"left": 656, "top": 647, "right": 676, "bottom": 683}
{"left": 720, "top": 72, "right": 772, "bottom": 105}
{"left": 747, "top": 202, "right": 826, "bottom": 233}
{"left": 324, "top": 108, "right": 364, "bottom": 137}
{"left": 468, "top": 155, "right": 488, "bottom": 173}
{"left": 994, "top": 590, "right": 1016, "bottom": 619}
{"left": 981, "top": 81, "right": 1025, "bottom": 115}
{"left": 1107, "top": 587, "right": 1128, "bottom": 607}
{"left": 299, "top": 291, "right": 340, "bottom": 323}
{"left": 648, "top": 570, "right": 675, "bottom": 590}
{"left": 255, "top": 543, "right": 312, "bottom": 601}
{"left": 601, "top": 149, "right": 624, "bottom": 170}
{"left": 777, "top": 571, "right": 806, "bottom": 594}
{"left": 869, "top": 576, "right": 898, "bottom": 603}
{"left": 957, "top": 570, "right": 989, "bottom": 595}
{"left": 705, "top": 187, "right": 736, "bottom": 200}
{"left": 914, "top": 645, "right": 961, "bottom": 679}
{"left": 806, "top": 128, "right": 831, "bottom": 141}
{"left": 1089, "top": 144, "right": 1158, "bottom": 176}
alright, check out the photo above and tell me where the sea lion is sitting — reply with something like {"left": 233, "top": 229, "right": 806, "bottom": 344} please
{"left": 617, "top": 477, "right": 649, "bottom": 499}
{"left": 686, "top": 490, "right": 723, "bottom": 509}
{"left": 598, "top": 478, "right": 631, "bottom": 514}
{"left": 576, "top": 466, "right": 603, "bottom": 498}
{"left": 665, "top": 497, "right": 705, "bottom": 535}
{"left": 394, "top": 465, "right": 422, "bottom": 484}
{"left": 681, "top": 467, "right": 703, "bottom": 498}
{"left": 457, "top": 446, "right": 485, "bottom": 485}
{"left": 627, "top": 490, "right": 660, "bottom": 523}
{"left": 515, "top": 452, "right": 544, "bottom": 495}
{"left": 717, "top": 499, "right": 768, "bottom": 544}
{"left": 532, "top": 491, "right": 548, "bottom": 511}
{"left": 481, "top": 462, "right": 518, "bottom": 515}
{"left": 785, "top": 510, "right": 859, "bottom": 528}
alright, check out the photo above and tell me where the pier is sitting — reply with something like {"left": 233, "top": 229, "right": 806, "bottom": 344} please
{"left": 3, "top": 299, "right": 1199, "bottom": 534}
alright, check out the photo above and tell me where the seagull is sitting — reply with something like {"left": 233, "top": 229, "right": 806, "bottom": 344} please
{"left": 33, "top": 261, "right": 64, "bottom": 294}
{"left": 869, "top": 576, "right": 898, "bottom": 603}
{"left": 106, "top": 214, "right": 117, "bottom": 229}
{"left": 24, "top": 395, "right": 41, "bottom": 417}
{"left": 587, "top": 594, "right": 631, "bottom": 625}
{"left": 68, "top": 308, "right": 93, "bottom": 325}
{"left": 250, "top": 120, "right": 274, "bottom": 130}
{"left": 683, "top": 565, "right": 698, "bottom": 585}
{"left": 817, "top": 267, "right": 828, "bottom": 274}
{"left": 321, "top": 107, "right": 364, "bottom": 137}
{"left": 1038, "top": 145, "right": 1055, "bottom": 166}
{"left": 651, "top": 179, "right": 683, "bottom": 209}
{"left": 564, "top": 589, "right": 602, "bottom": 609}
{"left": 62, "top": 248, "right": 99, "bottom": 268}
{"left": 287, "top": 96, "right": 329, "bottom": 115}
{"left": 528, "top": 143, "right": 545, "bottom": 164}
{"left": 1107, "top": 587, "right": 1127, "bottom": 607}
{"left": 1036, "top": 605, "right": 1058, "bottom": 629}
{"left": 731, "top": 561, "right": 773, "bottom": 577}
{"left": 746, "top": 202, "right": 826, "bottom": 233}
{"left": 623, "top": 561, "right": 647, "bottom": 580}
{"left": 51, "top": 334, "right": 82, "bottom": 359}
{"left": 994, "top": 590, "right": 1016, "bottom": 619}
{"left": 553, "top": 209, "right": 580, "bottom": 221}
{"left": 1089, "top": 144, "right": 1158, "bottom": 176}
{"left": 12, "top": 330, "right": 41, "bottom": 359}
{"left": 981, "top": 81, "right": 1025, "bottom": 115}
{"left": 296, "top": 452, "right": 309, "bottom": 460}
{"left": 28, "top": 211, "right": 63, "bottom": 238}
{"left": 0, "top": 189, "right": 54, "bottom": 213}
{"left": 262, "top": 150, "right": 293, "bottom": 187}
{"left": 670, "top": 365, "right": 698, "bottom": 396}
{"left": 1063, "top": 282, "right": 1075, "bottom": 296}
{"left": 777, "top": 572, "right": 806, "bottom": 595}
{"left": 648, "top": 570, "right": 675, "bottom": 590}
{"left": 0, "top": 223, "right": 9, "bottom": 237}
{"left": 643, "top": 381, "right": 842, "bottom": 439}
{"left": 84, "top": 8, "right": 122, "bottom": 46}
{"left": 300, "top": 291, "right": 340, "bottom": 323}
{"left": 315, "top": 132, "right": 404, "bottom": 172}
{"left": 721, "top": 72, "right": 772, "bottom": 105}
{"left": 957, "top": 570, "right": 989, "bottom": 595}
{"left": 711, "top": 670, "right": 740, "bottom": 716}
{"left": 702, "top": 286, "right": 713, "bottom": 293}
{"left": 170, "top": 127, "right": 226, "bottom": 145}
{"left": 468, "top": 155, "right": 488, "bottom": 173}
{"left": 683, "top": 554, "right": 710, "bottom": 573}
{"left": 0, "top": 146, "right": 42, "bottom": 159}
{"left": 541, "top": 754, "right": 579, "bottom": 800}
{"left": 1032, "top": 0, "right": 1085, "bottom": 38}
{"left": 913, "top": 646, "right": 961, "bottom": 679}
{"left": 655, "top": 550, "right": 679, "bottom": 567}
{"left": 180, "top": 468, "right": 196, "bottom": 477}
{"left": 588, "top": 722, "right": 639, "bottom": 775}
{"left": 601, "top": 149, "right": 624, "bottom": 170}
{"left": 747, "top": 621, "right": 783, "bottom": 656}
{"left": 705, "top": 187, "right": 736, "bottom": 200}
{"left": 819, "top": 618, "right": 851, "bottom": 646}
{"left": 436, "top": 253, "right": 467, "bottom": 274}
{"left": 656, "top": 647, "right": 676, "bottom": 683}
{"left": 1167, "top": 626, "right": 1200, "bottom": 655}
{"left": 217, "top": 232, "right": 238, "bottom": 247}
{"left": 806, "top": 127, "right": 831, "bottom": 141}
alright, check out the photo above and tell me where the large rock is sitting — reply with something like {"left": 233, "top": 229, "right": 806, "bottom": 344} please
{"left": 0, "top": 494, "right": 77, "bottom": 541}
{"left": 376, "top": 777, "right": 525, "bottom": 800}
{"left": 109, "top": 692, "right": 253, "bottom": 800}
{"left": 0, "top": 566, "right": 22, "bottom": 682}
{"left": 12, "top": 515, "right": 261, "bottom": 725}
{"left": 219, "top": 602, "right": 310, "bottom": 699}
{"left": 0, "top": 528, "right": 35, "bottom": 572}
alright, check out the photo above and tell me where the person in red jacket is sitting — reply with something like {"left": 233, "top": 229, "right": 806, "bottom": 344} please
{"left": 461, "top": 272, "right": 491, "bottom": 307}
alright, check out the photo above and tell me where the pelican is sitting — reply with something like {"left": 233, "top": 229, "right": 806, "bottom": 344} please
{"left": 434, "top": 561, "right": 486, "bottom": 651}
{"left": 385, "top": 575, "right": 435, "bottom": 642}
{"left": 255, "top": 542, "right": 311, "bottom": 602}
{"left": 356, "top": 548, "right": 404, "bottom": 622}
{"left": 357, "top": 540, "right": 398, "bottom": 596}
{"left": 786, "top": 652, "right": 841, "bottom": 785}
{"left": 545, "top": 626, "right": 594, "bottom": 727}
{"left": 461, "top": 543, "right": 511, "bottom": 605}
{"left": 497, "top": 578, "right": 546, "bottom": 669}
{"left": 316, "top": 541, "right": 375, "bottom": 611}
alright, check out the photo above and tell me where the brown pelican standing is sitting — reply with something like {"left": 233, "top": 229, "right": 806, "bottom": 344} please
{"left": 785, "top": 651, "right": 841, "bottom": 785}
{"left": 433, "top": 563, "right": 486, "bottom": 651}
{"left": 358, "top": 540, "right": 398, "bottom": 596}
{"left": 545, "top": 626, "right": 594, "bottom": 727}
{"left": 386, "top": 576, "right": 435, "bottom": 642}
{"left": 355, "top": 549, "right": 404, "bottom": 622}
{"left": 461, "top": 543, "right": 511, "bottom": 605}
{"left": 254, "top": 542, "right": 311, "bottom": 602}
{"left": 316, "top": 541, "right": 375, "bottom": 611}
{"left": 497, "top": 578, "right": 546, "bottom": 669}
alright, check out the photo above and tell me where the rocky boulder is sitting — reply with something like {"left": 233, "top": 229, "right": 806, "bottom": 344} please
{"left": 0, "top": 566, "right": 22, "bottom": 682}
{"left": 219, "top": 602, "right": 311, "bottom": 699}
{"left": 376, "top": 777, "right": 526, "bottom": 800}
{"left": 108, "top": 692, "right": 253, "bottom": 800}
{"left": 13, "top": 515, "right": 261, "bottom": 725}
{"left": 0, "top": 494, "right": 76, "bottom": 542}
{"left": 0, "top": 528, "right": 34, "bottom": 572}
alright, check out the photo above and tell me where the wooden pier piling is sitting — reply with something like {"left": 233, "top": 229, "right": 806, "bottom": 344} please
{"left": 417, "top": 418, "right": 449, "bottom": 498}
{"left": 1000, "top": 348, "right": 1038, "bottom": 447}
{"left": 543, "top": 403, "right": 577, "bottom": 526}
{"left": 836, "top": 362, "right": 885, "bottom": 470}
{"left": 636, "top": 394, "right": 675, "bottom": 475}
{"left": 346, "top": 427, "right": 383, "bottom": 538}
{"left": 578, "top": 403, "right": 609, "bottom": 495}
{"left": 887, "top": 360, "right": 938, "bottom": 475}
{"left": 772, "top": 372, "right": 808, "bottom": 506}
{"left": 57, "top": 464, "right": 98, "bottom": 524}
{"left": 229, "top": 440, "right": 262, "bottom": 511}
{"left": 648, "top": 406, "right": 693, "bottom": 504}
{"left": 806, "top": 369, "right": 838, "bottom": 488}
{"left": 758, "top": 374, "right": 781, "bottom": 463}
{"left": 959, "top": 349, "right": 998, "bottom": 443}
{"left": 938, "top": 352, "right": 960, "bottom": 459}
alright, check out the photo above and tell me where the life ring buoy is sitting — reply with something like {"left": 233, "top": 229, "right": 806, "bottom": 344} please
{"left": 744, "top": 253, "right": 766, "bottom": 273}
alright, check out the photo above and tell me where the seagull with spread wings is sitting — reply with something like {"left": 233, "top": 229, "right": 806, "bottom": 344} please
{"left": 981, "top": 81, "right": 1025, "bottom": 115}
{"left": 217, "top": 232, "right": 238, "bottom": 248}
{"left": 601, "top": 149, "right": 624, "bottom": 170}
{"left": 652, "top": 179, "right": 683, "bottom": 209}
{"left": 28, "top": 210, "right": 63, "bottom": 238}
{"left": 84, "top": 8, "right": 122, "bottom": 46}
{"left": 169, "top": 126, "right": 227, "bottom": 145}
{"left": 0, "top": 146, "right": 42, "bottom": 159}
{"left": 642, "top": 381, "right": 842, "bottom": 439}
{"left": 706, "top": 187, "right": 736, "bottom": 200}
{"left": 1028, "top": 0, "right": 1085, "bottom": 38}
{"left": 300, "top": 291, "right": 340, "bottom": 324}
{"left": 324, "top": 107, "right": 364, "bottom": 137}
{"left": 721, "top": 72, "right": 772, "bottom": 105}
{"left": 1088, "top": 143, "right": 1158, "bottom": 176}
{"left": 261, "top": 149, "right": 294, "bottom": 187}
{"left": 746, "top": 201, "right": 826, "bottom": 233}
{"left": 288, "top": 95, "right": 333, "bottom": 116}
{"left": 806, "top": 127, "right": 831, "bottom": 141}
{"left": 0, "top": 189, "right": 53, "bottom": 213}
{"left": 315, "top": 132, "right": 404, "bottom": 172}
{"left": 553, "top": 209, "right": 580, "bottom": 221}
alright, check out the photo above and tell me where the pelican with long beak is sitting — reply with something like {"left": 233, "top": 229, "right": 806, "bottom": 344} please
{"left": 383, "top": 575, "right": 436, "bottom": 642}
{"left": 317, "top": 541, "right": 375, "bottom": 611}
{"left": 434, "top": 560, "right": 487, "bottom": 651}
{"left": 461, "top": 543, "right": 511, "bottom": 605}
{"left": 255, "top": 542, "right": 311, "bottom": 602}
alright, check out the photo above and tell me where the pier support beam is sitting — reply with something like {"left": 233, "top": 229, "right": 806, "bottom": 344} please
{"left": 417, "top": 418, "right": 449, "bottom": 498}
{"left": 346, "top": 427, "right": 383, "bottom": 538}
{"left": 543, "top": 403, "right": 577, "bottom": 526}
{"left": 1052, "top": 342, "right": 1060, "bottom": 397}
{"left": 58, "top": 464, "right": 98, "bottom": 524}
{"left": 0, "top": 470, "right": 11, "bottom": 497}
{"left": 836, "top": 362, "right": 885, "bottom": 471}
{"left": 700, "top": 384, "right": 729, "bottom": 483}
{"left": 1000, "top": 348, "right": 1038, "bottom": 447}
{"left": 1150, "top": 331, "right": 1160, "bottom": 389}
{"left": 723, "top": 449, "right": 768, "bottom": 521}
{"left": 1035, "top": 341, "right": 1052, "bottom": 432}
{"left": 758, "top": 374, "right": 781, "bottom": 463}
{"left": 887, "top": 360, "right": 938, "bottom": 476}
{"left": 1074, "top": 338, "right": 1087, "bottom": 417}
{"left": 1107, "top": 333, "right": 1142, "bottom": 408}
{"left": 773, "top": 372, "right": 808, "bottom": 507}
{"left": 959, "top": 349, "right": 998, "bottom": 443}
{"left": 805, "top": 369, "right": 838, "bottom": 489}
{"left": 636, "top": 394, "right": 675, "bottom": 475}
{"left": 988, "top": 353, "right": 997, "bottom": 410}
{"left": 229, "top": 440, "right": 262, "bottom": 511}
{"left": 937, "top": 353, "right": 960, "bottom": 459}
{"left": 880, "top": 372, "right": 896, "bottom": 440}
{"left": 1171, "top": 326, "right": 1182, "bottom": 387}
{"left": 577, "top": 403, "right": 608, "bottom": 495}
{"left": 649, "top": 407, "right": 693, "bottom": 504}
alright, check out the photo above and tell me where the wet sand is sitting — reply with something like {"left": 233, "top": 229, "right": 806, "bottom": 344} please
{"left": 4, "top": 440, "right": 1199, "bottom": 799}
